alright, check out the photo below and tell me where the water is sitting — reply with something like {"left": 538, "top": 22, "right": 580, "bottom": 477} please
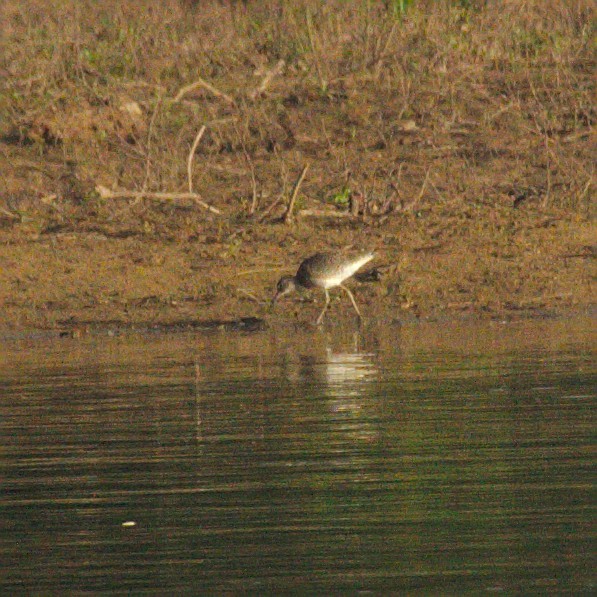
{"left": 1, "top": 318, "right": 594, "bottom": 593}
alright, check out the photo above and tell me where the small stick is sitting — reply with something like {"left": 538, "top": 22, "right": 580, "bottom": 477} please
{"left": 96, "top": 186, "right": 220, "bottom": 214}
{"left": 241, "top": 147, "right": 258, "bottom": 214}
{"left": 543, "top": 134, "right": 551, "bottom": 207}
{"left": 487, "top": 101, "right": 515, "bottom": 123}
{"left": 237, "top": 288, "right": 266, "bottom": 305}
{"left": 187, "top": 125, "right": 207, "bottom": 194}
{"left": 413, "top": 167, "right": 431, "bottom": 208}
{"left": 206, "top": 163, "right": 248, "bottom": 176}
{"left": 143, "top": 96, "right": 162, "bottom": 191}
{"left": 237, "top": 267, "right": 282, "bottom": 277}
{"left": 258, "top": 194, "right": 285, "bottom": 222}
{"left": 284, "top": 164, "right": 309, "bottom": 224}
{"left": 249, "top": 59, "right": 285, "bottom": 100}
{"left": 576, "top": 175, "right": 592, "bottom": 204}
{"left": 428, "top": 179, "right": 446, "bottom": 203}
{"left": 172, "top": 77, "right": 235, "bottom": 105}
{"left": 249, "top": 165, "right": 258, "bottom": 214}
{"left": 258, "top": 160, "right": 289, "bottom": 222}
{"left": 298, "top": 208, "right": 354, "bottom": 219}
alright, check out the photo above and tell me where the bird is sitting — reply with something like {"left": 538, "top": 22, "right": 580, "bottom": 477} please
{"left": 272, "top": 250, "right": 374, "bottom": 324}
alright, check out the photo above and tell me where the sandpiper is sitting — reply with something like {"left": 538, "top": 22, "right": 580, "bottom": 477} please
{"left": 272, "top": 251, "right": 374, "bottom": 324}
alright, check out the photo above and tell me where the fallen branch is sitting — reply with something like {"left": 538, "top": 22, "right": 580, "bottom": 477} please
{"left": 284, "top": 164, "right": 309, "bottom": 224}
{"left": 96, "top": 185, "right": 221, "bottom": 214}
{"left": 172, "top": 77, "right": 235, "bottom": 105}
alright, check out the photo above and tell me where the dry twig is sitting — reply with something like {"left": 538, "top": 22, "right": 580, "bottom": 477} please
{"left": 172, "top": 77, "right": 235, "bottom": 105}
{"left": 143, "top": 96, "right": 162, "bottom": 191}
{"left": 298, "top": 208, "right": 355, "bottom": 219}
{"left": 187, "top": 125, "right": 207, "bottom": 194}
{"left": 284, "top": 164, "right": 310, "bottom": 224}
{"left": 249, "top": 60, "right": 285, "bottom": 100}
{"left": 258, "top": 193, "right": 285, "bottom": 223}
{"left": 237, "top": 288, "right": 266, "bottom": 305}
{"left": 413, "top": 167, "right": 432, "bottom": 208}
{"left": 96, "top": 186, "right": 220, "bottom": 214}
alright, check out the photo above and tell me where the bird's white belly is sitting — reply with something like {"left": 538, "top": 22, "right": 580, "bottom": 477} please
{"left": 318, "top": 274, "right": 348, "bottom": 289}
{"left": 323, "top": 255, "right": 373, "bottom": 288}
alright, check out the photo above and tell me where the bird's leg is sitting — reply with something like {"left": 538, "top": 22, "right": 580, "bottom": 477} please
{"left": 315, "top": 289, "right": 331, "bottom": 325}
{"left": 340, "top": 284, "right": 362, "bottom": 319}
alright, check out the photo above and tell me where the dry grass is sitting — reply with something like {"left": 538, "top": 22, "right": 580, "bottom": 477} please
{"left": 0, "top": 0, "right": 594, "bottom": 328}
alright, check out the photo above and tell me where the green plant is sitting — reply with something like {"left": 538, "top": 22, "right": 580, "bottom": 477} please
{"left": 331, "top": 187, "right": 351, "bottom": 206}
{"left": 387, "top": 0, "right": 414, "bottom": 19}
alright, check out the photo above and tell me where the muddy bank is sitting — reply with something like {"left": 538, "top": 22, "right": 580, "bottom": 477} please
{"left": 0, "top": 200, "right": 593, "bottom": 335}
{"left": 0, "top": 1, "right": 594, "bottom": 332}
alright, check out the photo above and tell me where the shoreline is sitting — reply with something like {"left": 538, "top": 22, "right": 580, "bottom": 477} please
{"left": 0, "top": 303, "right": 593, "bottom": 343}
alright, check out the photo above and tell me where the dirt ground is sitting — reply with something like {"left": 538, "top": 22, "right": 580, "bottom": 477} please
{"left": 0, "top": 1, "right": 594, "bottom": 334}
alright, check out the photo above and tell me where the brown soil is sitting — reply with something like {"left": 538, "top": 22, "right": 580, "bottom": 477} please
{"left": 0, "top": 1, "right": 594, "bottom": 333}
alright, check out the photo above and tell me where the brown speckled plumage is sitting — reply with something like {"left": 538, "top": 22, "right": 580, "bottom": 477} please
{"left": 272, "top": 251, "right": 374, "bottom": 324}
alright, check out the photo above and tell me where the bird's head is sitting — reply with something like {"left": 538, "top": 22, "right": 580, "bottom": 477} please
{"left": 271, "top": 276, "right": 297, "bottom": 307}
